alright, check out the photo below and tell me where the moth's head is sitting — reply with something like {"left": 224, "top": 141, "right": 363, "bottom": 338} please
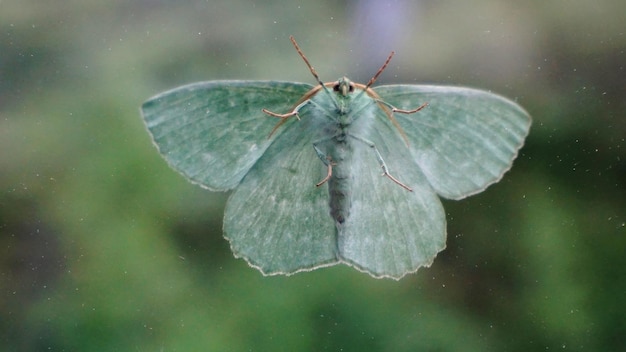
{"left": 333, "top": 77, "right": 354, "bottom": 97}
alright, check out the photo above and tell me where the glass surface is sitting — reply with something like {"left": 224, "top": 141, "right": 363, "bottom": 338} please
{"left": 1, "top": 0, "right": 623, "bottom": 350}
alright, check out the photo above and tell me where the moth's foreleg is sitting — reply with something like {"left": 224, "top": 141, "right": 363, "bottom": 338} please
{"left": 263, "top": 99, "right": 311, "bottom": 120}
{"left": 264, "top": 100, "right": 312, "bottom": 137}
{"left": 374, "top": 100, "right": 428, "bottom": 147}
{"left": 376, "top": 99, "right": 428, "bottom": 115}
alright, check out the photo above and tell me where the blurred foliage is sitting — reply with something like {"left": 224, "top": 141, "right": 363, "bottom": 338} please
{"left": 1, "top": 0, "right": 624, "bottom": 351}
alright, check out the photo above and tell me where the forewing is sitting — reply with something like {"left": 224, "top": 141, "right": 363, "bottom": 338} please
{"left": 223, "top": 112, "right": 339, "bottom": 275}
{"left": 375, "top": 85, "right": 531, "bottom": 199}
{"left": 141, "top": 81, "right": 313, "bottom": 191}
{"left": 338, "top": 106, "right": 447, "bottom": 279}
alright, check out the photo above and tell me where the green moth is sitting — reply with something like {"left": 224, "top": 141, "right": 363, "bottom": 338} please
{"left": 141, "top": 36, "right": 531, "bottom": 279}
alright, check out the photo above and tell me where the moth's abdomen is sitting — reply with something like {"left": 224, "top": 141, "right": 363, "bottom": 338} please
{"left": 328, "top": 142, "right": 352, "bottom": 225}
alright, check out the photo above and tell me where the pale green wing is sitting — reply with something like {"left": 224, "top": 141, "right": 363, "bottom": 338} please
{"left": 141, "top": 81, "right": 313, "bottom": 191}
{"left": 223, "top": 111, "right": 339, "bottom": 275}
{"left": 375, "top": 85, "right": 531, "bottom": 200}
{"left": 336, "top": 100, "right": 446, "bottom": 279}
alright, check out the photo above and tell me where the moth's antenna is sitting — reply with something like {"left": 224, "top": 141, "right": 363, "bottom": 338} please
{"left": 364, "top": 51, "right": 394, "bottom": 90}
{"left": 353, "top": 51, "right": 395, "bottom": 102}
{"left": 290, "top": 36, "right": 324, "bottom": 87}
{"left": 289, "top": 36, "right": 339, "bottom": 108}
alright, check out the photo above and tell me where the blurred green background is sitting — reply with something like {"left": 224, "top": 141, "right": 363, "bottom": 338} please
{"left": 1, "top": 0, "right": 624, "bottom": 350}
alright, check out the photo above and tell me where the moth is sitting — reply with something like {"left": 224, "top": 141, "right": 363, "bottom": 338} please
{"left": 141, "top": 36, "right": 531, "bottom": 279}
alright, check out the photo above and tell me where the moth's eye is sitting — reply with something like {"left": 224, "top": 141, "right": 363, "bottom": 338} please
{"left": 349, "top": 84, "right": 354, "bottom": 92}
{"left": 333, "top": 84, "right": 340, "bottom": 92}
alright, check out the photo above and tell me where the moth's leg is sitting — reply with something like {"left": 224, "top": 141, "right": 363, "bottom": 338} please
{"left": 264, "top": 100, "right": 312, "bottom": 137}
{"left": 373, "top": 100, "right": 428, "bottom": 147}
{"left": 349, "top": 134, "right": 413, "bottom": 192}
{"left": 263, "top": 99, "right": 311, "bottom": 120}
{"left": 376, "top": 100, "right": 428, "bottom": 114}
{"left": 312, "top": 140, "right": 336, "bottom": 187}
